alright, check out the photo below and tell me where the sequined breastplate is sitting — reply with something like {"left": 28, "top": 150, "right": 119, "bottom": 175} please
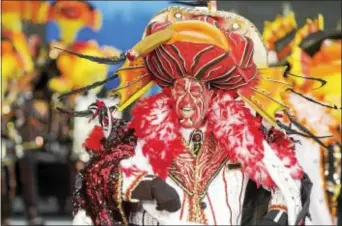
{"left": 169, "top": 133, "right": 229, "bottom": 198}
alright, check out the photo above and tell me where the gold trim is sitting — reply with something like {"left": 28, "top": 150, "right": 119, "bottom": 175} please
{"left": 319, "top": 145, "right": 338, "bottom": 222}
{"left": 169, "top": 174, "right": 194, "bottom": 196}
{"left": 125, "top": 171, "right": 148, "bottom": 201}
{"left": 117, "top": 169, "right": 128, "bottom": 226}
{"left": 169, "top": 135, "right": 228, "bottom": 199}
{"left": 170, "top": 134, "right": 229, "bottom": 224}
{"left": 269, "top": 204, "right": 288, "bottom": 213}
{"left": 332, "top": 144, "right": 341, "bottom": 217}
{"left": 190, "top": 137, "right": 208, "bottom": 224}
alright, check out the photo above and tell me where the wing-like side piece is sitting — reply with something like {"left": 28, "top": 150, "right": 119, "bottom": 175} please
{"left": 112, "top": 58, "right": 154, "bottom": 112}
{"left": 238, "top": 67, "right": 291, "bottom": 127}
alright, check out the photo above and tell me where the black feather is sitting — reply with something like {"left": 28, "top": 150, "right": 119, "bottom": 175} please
{"left": 299, "top": 31, "right": 342, "bottom": 57}
{"left": 56, "top": 107, "right": 93, "bottom": 117}
{"left": 54, "top": 47, "right": 126, "bottom": 65}
{"left": 288, "top": 88, "right": 340, "bottom": 110}
{"left": 57, "top": 105, "right": 118, "bottom": 118}
{"left": 276, "top": 119, "right": 331, "bottom": 141}
{"left": 287, "top": 72, "right": 327, "bottom": 90}
{"left": 271, "top": 62, "right": 328, "bottom": 91}
{"left": 58, "top": 74, "right": 118, "bottom": 100}
{"left": 279, "top": 110, "right": 333, "bottom": 149}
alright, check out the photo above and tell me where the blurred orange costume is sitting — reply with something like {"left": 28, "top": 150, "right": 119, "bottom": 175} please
{"left": 37, "top": 0, "right": 102, "bottom": 44}
{"left": 263, "top": 12, "right": 341, "bottom": 225}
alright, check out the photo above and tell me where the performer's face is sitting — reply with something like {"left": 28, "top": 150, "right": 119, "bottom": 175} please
{"left": 172, "top": 77, "right": 213, "bottom": 128}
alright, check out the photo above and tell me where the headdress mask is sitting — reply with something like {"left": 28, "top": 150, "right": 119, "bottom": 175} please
{"left": 57, "top": 1, "right": 292, "bottom": 127}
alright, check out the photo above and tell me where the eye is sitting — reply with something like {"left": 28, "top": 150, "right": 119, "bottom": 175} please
{"left": 174, "top": 85, "right": 185, "bottom": 94}
{"left": 190, "top": 87, "right": 202, "bottom": 96}
{"left": 174, "top": 12, "right": 183, "bottom": 20}
{"left": 231, "top": 23, "right": 241, "bottom": 31}
{"left": 192, "top": 91, "right": 201, "bottom": 97}
{"left": 176, "top": 90, "right": 185, "bottom": 96}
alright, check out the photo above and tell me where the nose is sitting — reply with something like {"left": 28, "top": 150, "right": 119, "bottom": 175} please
{"left": 183, "top": 93, "right": 191, "bottom": 103}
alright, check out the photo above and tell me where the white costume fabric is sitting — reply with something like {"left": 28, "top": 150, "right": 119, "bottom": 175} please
{"left": 289, "top": 93, "right": 338, "bottom": 225}
{"left": 295, "top": 137, "right": 336, "bottom": 225}
{"left": 73, "top": 124, "right": 302, "bottom": 225}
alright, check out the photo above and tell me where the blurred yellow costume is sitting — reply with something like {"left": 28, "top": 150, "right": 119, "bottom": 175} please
{"left": 49, "top": 40, "right": 120, "bottom": 95}
{"left": 49, "top": 40, "right": 122, "bottom": 165}
{"left": 263, "top": 12, "right": 341, "bottom": 225}
{"left": 37, "top": 0, "right": 103, "bottom": 45}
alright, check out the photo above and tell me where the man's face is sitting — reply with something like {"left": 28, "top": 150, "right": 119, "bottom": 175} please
{"left": 171, "top": 77, "right": 213, "bottom": 128}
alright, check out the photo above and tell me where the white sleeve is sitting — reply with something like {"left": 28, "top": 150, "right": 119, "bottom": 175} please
{"left": 262, "top": 141, "right": 302, "bottom": 225}
{"left": 120, "top": 139, "right": 155, "bottom": 202}
{"left": 73, "top": 210, "right": 93, "bottom": 225}
{"left": 269, "top": 188, "right": 288, "bottom": 211}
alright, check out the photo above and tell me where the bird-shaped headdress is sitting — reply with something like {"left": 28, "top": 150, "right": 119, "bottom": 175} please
{"left": 58, "top": 0, "right": 295, "bottom": 127}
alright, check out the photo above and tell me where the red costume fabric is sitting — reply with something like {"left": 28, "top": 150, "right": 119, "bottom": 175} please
{"left": 70, "top": 6, "right": 312, "bottom": 226}
{"left": 145, "top": 21, "right": 257, "bottom": 91}
{"left": 124, "top": 88, "right": 303, "bottom": 189}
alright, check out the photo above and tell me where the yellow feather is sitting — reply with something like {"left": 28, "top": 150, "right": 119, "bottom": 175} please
{"left": 238, "top": 67, "right": 290, "bottom": 126}
{"left": 117, "top": 81, "right": 155, "bottom": 112}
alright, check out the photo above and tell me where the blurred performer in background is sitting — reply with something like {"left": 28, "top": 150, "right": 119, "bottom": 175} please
{"left": 286, "top": 32, "right": 341, "bottom": 225}
{"left": 1, "top": 1, "right": 107, "bottom": 223}
{"left": 263, "top": 12, "right": 341, "bottom": 225}
{"left": 1, "top": 1, "right": 38, "bottom": 224}
{"left": 1, "top": 36, "right": 26, "bottom": 226}
{"left": 1, "top": 15, "right": 43, "bottom": 221}
{"left": 50, "top": 40, "right": 122, "bottom": 175}
{"left": 13, "top": 41, "right": 73, "bottom": 225}
{"left": 40, "top": 0, "right": 112, "bottom": 174}
{"left": 37, "top": 0, "right": 103, "bottom": 45}
{"left": 2, "top": 2, "right": 63, "bottom": 224}
{"left": 263, "top": 11, "right": 324, "bottom": 65}
{"left": 54, "top": 2, "right": 329, "bottom": 225}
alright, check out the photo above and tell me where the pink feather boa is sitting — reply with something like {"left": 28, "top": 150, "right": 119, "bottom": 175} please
{"left": 129, "top": 88, "right": 303, "bottom": 189}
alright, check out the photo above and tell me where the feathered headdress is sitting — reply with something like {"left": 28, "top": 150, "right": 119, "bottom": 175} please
{"left": 263, "top": 10, "right": 324, "bottom": 61}
{"left": 57, "top": 1, "right": 294, "bottom": 127}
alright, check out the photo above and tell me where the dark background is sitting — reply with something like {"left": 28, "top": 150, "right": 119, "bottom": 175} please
{"left": 219, "top": 1, "right": 341, "bottom": 32}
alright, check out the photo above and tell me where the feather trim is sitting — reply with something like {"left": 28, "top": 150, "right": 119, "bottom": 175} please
{"left": 129, "top": 89, "right": 303, "bottom": 189}
{"left": 129, "top": 88, "right": 184, "bottom": 180}
{"left": 207, "top": 91, "right": 270, "bottom": 188}
{"left": 266, "top": 128, "right": 304, "bottom": 180}
{"left": 83, "top": 126, "right": 105, "bottom": 153}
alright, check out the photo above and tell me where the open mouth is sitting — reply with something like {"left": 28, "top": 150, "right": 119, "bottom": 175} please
{"left": 181, "top": 107, "right": 194, "bottom": 118}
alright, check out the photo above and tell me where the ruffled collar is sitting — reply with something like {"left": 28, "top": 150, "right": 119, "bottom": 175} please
{"left": 129, "top": 88, "right": 303, "bottom": 189}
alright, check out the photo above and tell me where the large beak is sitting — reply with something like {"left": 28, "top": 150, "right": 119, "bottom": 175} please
{"left": 130, "top": 20, "right": 230, "bottom": 59}
{"left": 112, "top": 20, "right": 230, "bottom": 112}
{"left": 56, "top": 20, "right": 230, "bottom": 104}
